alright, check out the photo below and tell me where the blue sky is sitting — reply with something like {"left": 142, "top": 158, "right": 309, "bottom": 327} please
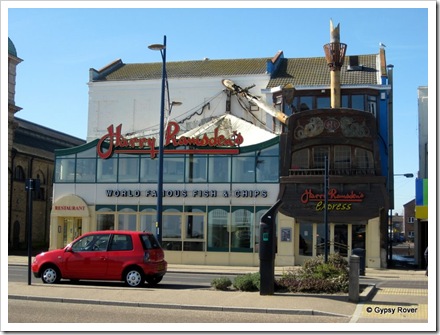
{"left": 3, "top": 2, "right": 435, "bottom": 214}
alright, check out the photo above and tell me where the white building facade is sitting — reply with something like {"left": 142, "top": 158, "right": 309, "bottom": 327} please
{"left": 50, "top": 48, "right": 391, "bottom": 268}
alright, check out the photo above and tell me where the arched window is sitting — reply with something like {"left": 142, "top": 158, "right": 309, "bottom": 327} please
{"left": 34, "top": 171, "right": 46, "bottom": 201}
{"left": 13, "top": 165, "right": 25, "bottom": 181}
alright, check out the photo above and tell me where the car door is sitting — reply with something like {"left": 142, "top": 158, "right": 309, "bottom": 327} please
{"left": 64, "top": 234, "right": 110, "bottom": 280}
{"left": 106, "top": 233, "right": 134, "bottom": 280}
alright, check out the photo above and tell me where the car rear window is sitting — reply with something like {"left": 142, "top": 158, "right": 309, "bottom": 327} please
{"left": 140, "top": 234, "right": 161, "bottom": 250}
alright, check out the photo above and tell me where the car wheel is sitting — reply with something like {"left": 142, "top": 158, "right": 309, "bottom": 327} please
{"left": 41, "top": 265, "right": 61, "bottom": 284}
{"left": 124, "top": 268, "right": 144, "bottom": 287}
{"left": 146, "top": 276, "right": 163, "bottom": 286}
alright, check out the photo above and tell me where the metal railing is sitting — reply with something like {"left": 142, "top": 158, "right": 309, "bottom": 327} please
{"left": 288, "top": 168, "right": 375, "bottom": 176}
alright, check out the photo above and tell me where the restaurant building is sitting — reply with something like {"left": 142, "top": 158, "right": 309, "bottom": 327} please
{"left": 49, "top": 25, "right": 393, "bottom": 268}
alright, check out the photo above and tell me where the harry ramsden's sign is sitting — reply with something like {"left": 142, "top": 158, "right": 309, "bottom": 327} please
{"left": 301, "top": 188, "right": 365, "bottom": 211}
{"left": 97, "top": 121, "right": 244, "bottom": 159}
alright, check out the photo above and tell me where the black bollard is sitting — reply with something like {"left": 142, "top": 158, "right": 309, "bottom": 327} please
{"left": 259, "top": 200, "right": 281, "bottom": 295}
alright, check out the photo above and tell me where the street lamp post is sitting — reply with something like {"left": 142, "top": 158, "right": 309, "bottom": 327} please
{"left": 324, "top": 155, "right": 329, "bottom": 263}
{"left": 149, "top": 36, "right": 167, "bottom": 246}
{"left": 388, "top": 173, "right": 414, "bottom": 268}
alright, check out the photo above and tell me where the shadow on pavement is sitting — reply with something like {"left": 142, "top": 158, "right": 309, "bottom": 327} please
{"left": 57, "top": 280, "right": 208, "bottom": 290}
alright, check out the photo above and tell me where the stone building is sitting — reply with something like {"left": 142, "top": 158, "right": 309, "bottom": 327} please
{"left": 8, "top": 38, "right": 85, "bottom": 251}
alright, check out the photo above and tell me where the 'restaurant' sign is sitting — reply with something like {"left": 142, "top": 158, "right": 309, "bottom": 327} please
{"left": 97, "top": 121, "right": 244, "bottom": 159}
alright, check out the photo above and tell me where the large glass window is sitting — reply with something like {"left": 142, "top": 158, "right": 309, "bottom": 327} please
{"left": 317, "top": 97, "right": 330, "bottom": 109}
{"left": 231, "top": 208, "right": 253, "bottom": 252}
{"left": 118, "top": 207, "right": 137, "bottom": 231}
{"left": 162, "top": 208, "right": 182, "bottom": 251}
{"left": 256, "top": 156, "right": 278, "bottom": 182}
{"left": 55, "top": 140, "right": 281, "bottom": 184}
{"left": 163, "top": 209, "right": 182, "bottom": 238}
{"left": 312, "top": 146, "right": 329, "bottom": 169}
{"left": 334, "top": 146, "right": 351, "bottom": 169}
{"left": 55, "top": 156, "right": 75, "bottom": 182}
{"left": 291, "top": 149, "right": 309, "bottom": 169}
{"left": 316, "top": 224, "right": 328, "bottom": 256}
{"left": 351, "top": 95, "right": 364, "bottom": 110}
{"left": 341, "top": 95, "right": 349, "bottom": 108}
{"left": 354, "top": 148, "right": 374, "bottom": 171}
{"left": 76, "top": 158, "right": 96, "bottom": 183}
{"left": 97, "top": 158, "right": 117, "bottom": 182}
{"left": 163, "top": 156, "right": 184, "bottom": 183}
{"left": 208, "top": 207, "right": 229, "bottom": 251}
{"left": 118, "top": 155, "right": 139, "bottom": 182}
{"left": 186, "top": 155, "right": 207, "bottom": 183}
{"left": 299, "top": 223, "right": 313, "bottom": 256}
{"left": 232, "top": 154, "right": 255, "bottom": 182}
{"left": 352, "top": 224, "right": 366, "bottom": 249}
{"left": 299, "top": 96, "right": 313, "bottom": 111}
{"left": 333, "top": 224, "right": 348, "bottom": 257}
{"left": 96, "top": 207, "right": 115, "bottom": 230}
{"left": 185, "top": 207, "right": 205, "bottom": 239}
{"left": 140, "top": 157, "right": 158, "bottom": 183}
{"left": 208, "top": 156, "right": 231, "bottom": 183}
{"left": 256, "top": 145, "right": 279, "bottom": 183}
{"left": 367, "top": 95, "right": 377, "bottom": 116}
{"left": 183, "top": 206, "right": 205, "bottom": 251}
{"left": 140, "top": 207, "right": 156, "bottom": 233}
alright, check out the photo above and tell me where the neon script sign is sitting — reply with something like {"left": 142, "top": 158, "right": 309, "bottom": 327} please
{"left": 97, "top": 121, "right": 244, "bottom": 159}
{"left": 301, "top": 188, "right": 365, "bottom": 211}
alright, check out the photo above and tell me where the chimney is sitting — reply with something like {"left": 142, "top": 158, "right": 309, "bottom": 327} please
{"left": 323, "top": 20, "right": 347, "bottom": 108}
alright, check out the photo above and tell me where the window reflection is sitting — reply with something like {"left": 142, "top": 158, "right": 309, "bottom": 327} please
{"left": 232, "top": 155, "right": 255, "bottom": 182}
{"left": 186, "top": 155, "right": 207, "bottom": 183}
{"left": 208, "top": 208, "right": 229, "bottom": 251}
{"left": 118, "top": 156, "right": 139, "bottom": 182}
{"left": 231, "top": 208, "right": 253, "bottom": 251}
{"left": 299, "top": 223, "right": 313, "bottom": 256}
{"left": 118, "top": 208, "right": 137, "bottom": 231}
{"left": 97, "top": 158, "right": 117, "bottom": 182}
{"left": 208, "top": 156, "right": 231, "bottom": 182}
{"left": 140, "top": 157, "right": 158, "bottom": 183}
{"left": 163, "top": 156, "right": 184, "bottom": 182}
{"left": 76, "top": 159, "right": 96, "bottom": 182}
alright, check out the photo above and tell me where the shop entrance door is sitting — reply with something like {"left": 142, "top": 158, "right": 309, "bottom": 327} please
{"left": 333, "top": 224, "right": 348, "bottom": 257}
{"left": 315, "top": 224, "right": 348, "bottom": 257}
{"left": 63, "top": 217, "right": 82, "bottom": 246}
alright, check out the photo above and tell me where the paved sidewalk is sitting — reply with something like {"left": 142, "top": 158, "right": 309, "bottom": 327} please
{"left": 7, "top": 255, "right": 431, "bottom": 328}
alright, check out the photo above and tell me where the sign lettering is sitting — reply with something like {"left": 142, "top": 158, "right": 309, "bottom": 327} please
{"left": 300, "top": 188, "right": 364, "bottom": 212}
{"left": 97, "top": 121, "right": 244, "bottom": 159}
{"left": 105, "top": 189, "right": 268, "bottom": 198}
{"left": 54, "top": 205, "right": 86, "bottom": 211}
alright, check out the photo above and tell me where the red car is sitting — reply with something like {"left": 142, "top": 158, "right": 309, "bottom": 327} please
{"left": 32, "top": 230, "right": 167, "bottom": 287}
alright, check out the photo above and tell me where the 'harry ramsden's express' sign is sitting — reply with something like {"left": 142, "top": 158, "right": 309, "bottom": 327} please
{"left": 301, "top": 188, "right": 365, "bottom": 211}
{"left": 97, "top": 121, "right": 244, "bottom": 159}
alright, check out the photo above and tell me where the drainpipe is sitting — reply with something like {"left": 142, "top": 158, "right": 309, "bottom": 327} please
{"left": 9, "top": 149, "right": 17, "bottom": 249}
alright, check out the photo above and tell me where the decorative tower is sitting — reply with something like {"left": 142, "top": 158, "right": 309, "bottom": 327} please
{"left": 323, "top": 20, "right": 347, "bottom": 108}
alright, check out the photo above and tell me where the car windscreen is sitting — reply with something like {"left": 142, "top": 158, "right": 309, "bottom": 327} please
{"left": 140, "top": 234, "right": 161, "bottom": 250}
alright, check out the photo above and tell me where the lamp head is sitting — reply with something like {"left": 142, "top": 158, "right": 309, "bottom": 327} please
{"left": 148, "top": 43, "right": 166, "bottom": 51}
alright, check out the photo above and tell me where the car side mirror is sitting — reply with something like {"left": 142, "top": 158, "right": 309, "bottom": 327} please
{"left": 65, "top": 246, "right": 73, "bottom": 253}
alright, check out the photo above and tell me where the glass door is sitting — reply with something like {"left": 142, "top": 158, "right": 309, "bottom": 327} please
{"left": 333, "top": 224, "right": 348, "bottom": 257}
{"left": 63, "top": 217, "right": 82, "bottom": 246}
